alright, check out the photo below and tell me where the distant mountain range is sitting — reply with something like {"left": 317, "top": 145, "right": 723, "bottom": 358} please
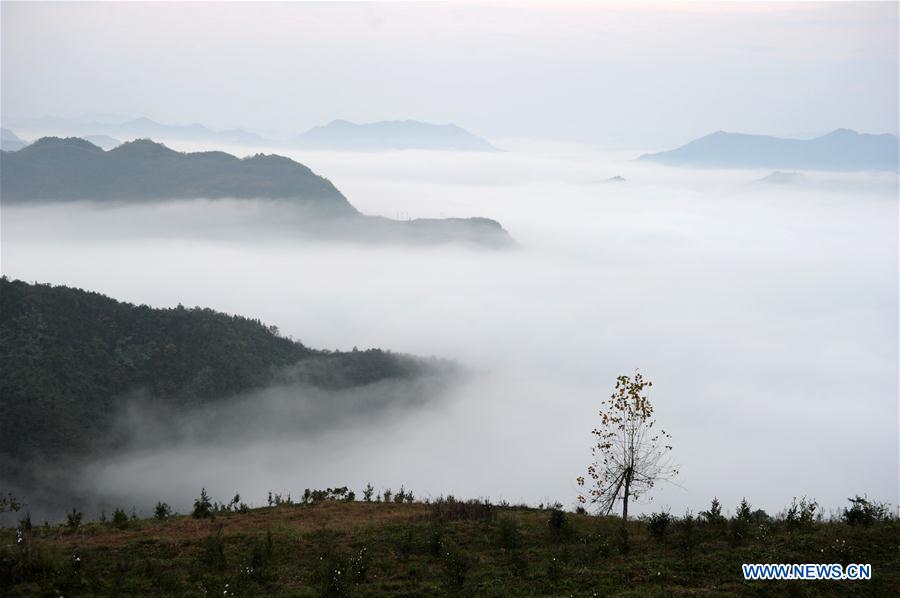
{"left": 6, "top": 116, "right": 267, "bottom": 147}
{"left": 0, "top": 137, "right": 512, "bottom": 246}
{"left": 4, "top": 116, "right": 497, "bottom": 151}
{"left": 1, "top": 127, "right": 26, "bottom": 151}
{"left": 639, "top": 129, "right": 899, "bottom": 172}
{"left": 292, "top": 119, "right": 498, "bottom": 151}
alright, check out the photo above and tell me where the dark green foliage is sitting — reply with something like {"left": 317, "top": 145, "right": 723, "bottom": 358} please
{"left": 199, "top": 525, "right": 227, "bottom": 572}
{"left": 647, "top": 510, "right": 672, "bottom": 541}
{"left": 392, "top": 527, "right": 414, "bottom": 561}
{"left": 65, "top": 508, "right": 83, "bottom": 529}
{"left": 154, "top": 502, "right": 172, "bottom": 520}
{"left": 677, "top": 511, "right": 697, "bottom": 562}
{"left": 111, "top": 508, "right": 129, "bottom": 530}
{"left": 700, "top": 497, "right": 725, "bottom": 526}
{"left": 0, "top": 278, "right": 440, "bottom": 482}
{"left": 843, "top": 495, "right": 890, "bottom": 527}
{"left": 730, "top": 498, "right": 753, "bottom": 546}
{"left": 440, "top": 544, "right": 472, "bottom": 593}
{"left": 615, "top": 523, "right": 630, "bottom": 554}
{"left": 785, "top": 496, "right": 817, "bottom": 530}
{"left": 193, "top": 488, "right": 213, "bottom": 519}
{"left": 496, "top": 517, "right": 521, "bottom": 550}
{"left": 1, "top": 500, "right": 898, "bottom": 595}
{"left": 362, "top": 483, "right": 374, "bottom": 502}
{"left": 302, "top": 487, "right": 353, "bottom": 505}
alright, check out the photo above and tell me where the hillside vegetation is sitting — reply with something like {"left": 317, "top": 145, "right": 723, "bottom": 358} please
{"left": 1, "top": 491, "right": 897, "bottom": 596}
{"left": 0, "top": 278, "right": 438, "bottom": 467}
{"left": 0, "top": 137, "right": 355, "bottom": 210}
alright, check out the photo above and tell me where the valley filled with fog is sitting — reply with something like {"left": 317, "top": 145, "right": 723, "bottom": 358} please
{"left": 2, "top": 141, "right": 897, "bottom": 518}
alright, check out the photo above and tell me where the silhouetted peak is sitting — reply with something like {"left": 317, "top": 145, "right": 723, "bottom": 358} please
{"left": 110, "top": 138, "right": 178, "bottom": 156}
{"left": 28, "top": 136, "right": 103, "bottom": 152}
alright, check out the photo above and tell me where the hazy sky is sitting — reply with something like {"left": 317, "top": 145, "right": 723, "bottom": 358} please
{"left": 2, "top": 1, "right": 898, "bottom": 146}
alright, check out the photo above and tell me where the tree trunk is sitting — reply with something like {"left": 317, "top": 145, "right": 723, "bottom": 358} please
{"left": 622, "top": 470, "right": 631, "bottom": 521}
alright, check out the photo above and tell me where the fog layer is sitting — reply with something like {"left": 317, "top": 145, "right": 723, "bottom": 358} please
{"left": 2, "top": 144, "right": 897, "bottom": 517}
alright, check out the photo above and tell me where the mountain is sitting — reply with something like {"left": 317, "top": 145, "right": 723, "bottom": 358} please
{"left": 292, "top": 119, "right": 498, "bottom": 151}
{"left": 6, "top": 116, "right": 268, "bottom": 146}
{"left": 0, "top": 127, "right": 27, "bottom": 151}
{"left": 639, "top": 129, "right": 900, "bottom": 172}
{"left": 0, "top": 137, "right": 355, "bottom": 213}
{"left": 1, "top": 137, "right": 513, "bottom": 246}
{"left": 0, "top": 277, "right": 444, "bottom": 469}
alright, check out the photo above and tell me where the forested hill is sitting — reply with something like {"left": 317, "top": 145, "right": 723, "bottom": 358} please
{"left": 0, "top": 137, "right": 356, "bottom": 211}
{"left": 0, "top": 278, "right": 437, "bottom": 464}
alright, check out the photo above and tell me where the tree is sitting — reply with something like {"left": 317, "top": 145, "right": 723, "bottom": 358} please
{"left": 577, "top": 371, "right": 677, "bottom": 521}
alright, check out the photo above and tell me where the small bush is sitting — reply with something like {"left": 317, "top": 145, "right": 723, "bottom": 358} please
{"left": 440, "top": 545, "right": 472, "bottom": 593}
{"left": 700, "top": 497, "right": 725, "bottom": 526}
{"left": 363, "top": 483, "right": 374, "bottom": 502}
{"left": 431, "top": 496, "right": 493, "bottom": 522}
{"left": 393, "top": 527, "right": 414, "bottom": 561}
{"left": 784, "top": 496, "right": 816, "bottom": 530}
{"left": 66, "top": 508, "right": 83, "bottom": 529}
{"left": 154, "top": 502, "right": 172, "bottom": 520}
{"left": 547, "top": 506, "right": 572, "bottom": 541}
{"left": 842, "top": 495, "right": 890, "bottom": 527}
{"left": 200, "top": 525, "right": 227, "bottom": 571}
{"left": 647, "top": 510, "right": 672, "bottom": 541}
{"left": 192, "top": 488, "right": 213, "bottom": 519}
{"left": 730, "top": 498, "right": 752, "bottom": 545}
{"left": 677, "top": 511, "right": 696, "bottom": 561}
{"left": 112, "top": 508, "right": 129, "bottom": 530}
{"left": 496, "top": 517, "right": 521, "bottom": 550}
{"left": 615, "top": 524, "right": 629, "bottom": 554}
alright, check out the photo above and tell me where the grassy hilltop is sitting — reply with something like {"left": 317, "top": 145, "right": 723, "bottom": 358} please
{"left": 1, "top": 491, "right": 897, "bottom": 596}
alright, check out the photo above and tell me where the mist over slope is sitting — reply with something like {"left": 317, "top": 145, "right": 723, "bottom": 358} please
{"left": 0, "top": 278, "right": 457, "bottom": 517}
{"left": 640, "top": 129, "right": 900, "bottom": 171}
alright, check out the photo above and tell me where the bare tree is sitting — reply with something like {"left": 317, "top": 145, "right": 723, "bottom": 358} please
{"left": 577, "top": 371, "right": 677, "bottom": 521}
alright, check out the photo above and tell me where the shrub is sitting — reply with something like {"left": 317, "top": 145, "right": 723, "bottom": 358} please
{"left": 750, "top": 509, "right": 771, "bottom": 524}
{"left": 440, "top": 545, "right": 472, "bottom": 593}
{"left": 647, "top": 510, "right": 672, "bottom": 541}
{"left": 615, "top": 524, "right": 629, "bottom": 554}
{"left": 677, "top": 511, "right": 696, "bottom": 561}
{"left": 154, "top": 502, "right": 172, "bottom": 520}
{"left": 547, "top": 506, "right": 572, "bottom": 540}
{"left": 200, "top": 525, "right": 227, "bottom": 571}
{"left": 66, "top": 508, "right": 83, "bottom": 529}
{"left": 363, "top": 483, "right": 374, "bottom": 502}
{"left": 842, "top": 495, "right": 890, "bottom": 527}
{"left": 383, "top": 489, "right": 393, "bottom": 503}
{"left": 349, "top": 546, "right": 369, "bottom": 583}
{"left": 428, "top": 520, "right": 445, "bottom": 556}
{"left": 700, "top": 497, "right": 725, "bottom": 526}
{"left": 193, "top": 488, "right": 213, "bottom": 519}
{"left": 431, "top": 497, "right": 494, "bottom": 522}
{"left": 496, "top": 517, "right": 521, "bottom": 550}
{"left": 112, "top": 508, "right": 129, "bottom": 529}
{"left": 784, "top": 496, "right": 816, "bottom": 530}
{"left": 393, "top": 527, "right": 414, "bottom": 561}
{"left": 735, "top": 498, "right": 752, "bottom": 523}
